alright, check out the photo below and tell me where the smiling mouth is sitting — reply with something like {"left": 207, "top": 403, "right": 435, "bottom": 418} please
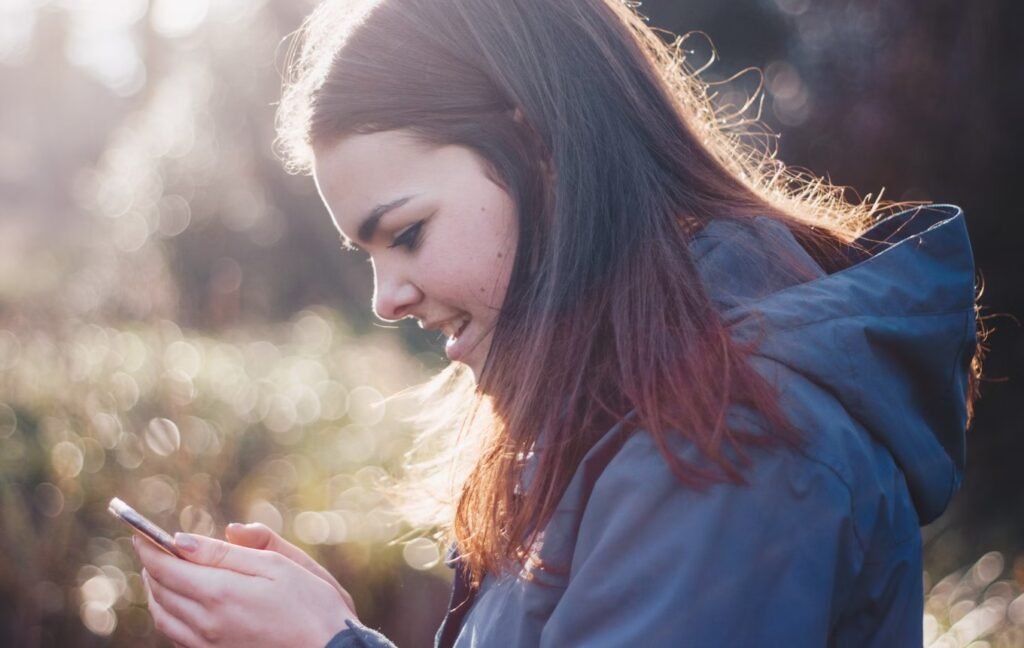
{"left": 441, "top": 316, "right": 470, "bottom": 341}
{"left": 443, "top": 316, "right": 473, "bottom": 361}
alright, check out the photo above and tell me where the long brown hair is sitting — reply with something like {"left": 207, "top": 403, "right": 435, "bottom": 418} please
{"left": 276, "top": 0, "right": 941, "bottom": 586}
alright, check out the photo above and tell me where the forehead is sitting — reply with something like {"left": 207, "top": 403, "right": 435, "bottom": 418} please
{"left": 312, "top": 130, "right": 438, "bottom": 232}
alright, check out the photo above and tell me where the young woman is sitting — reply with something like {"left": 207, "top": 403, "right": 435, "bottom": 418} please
{"left": 134, "top": 0, "right": 983, "bottom": 645}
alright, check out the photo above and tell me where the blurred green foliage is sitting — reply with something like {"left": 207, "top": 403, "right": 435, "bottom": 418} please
{"left": 0, "top": 312, "right": 454, "bottom": 645}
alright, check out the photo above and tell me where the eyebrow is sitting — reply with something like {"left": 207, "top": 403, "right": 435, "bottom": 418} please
{"left": 340, "top": 195, "right": 417, "bottom": 250}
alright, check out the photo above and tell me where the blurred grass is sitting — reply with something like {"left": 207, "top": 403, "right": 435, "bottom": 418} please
{"left": 0, "top": 312, "right": 452, "bottom": 645}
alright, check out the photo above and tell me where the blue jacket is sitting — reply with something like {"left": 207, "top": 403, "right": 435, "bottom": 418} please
{"left": 330, "top": 205, "right": 977, "bottom": 647}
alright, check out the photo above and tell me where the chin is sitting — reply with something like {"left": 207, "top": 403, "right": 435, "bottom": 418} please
{"left": 458, "top": 338, "right": 493, "bottom": 386}
{"left": 458, "top": 356, "right": 484, "bottom": 386}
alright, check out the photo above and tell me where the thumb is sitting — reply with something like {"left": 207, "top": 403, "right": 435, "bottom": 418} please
{"left": 225, "top": 522, "right": 278, "bottom": 550}
{"left": 225, "top": 523, "right": 317, "bottom": 573}
{"left": 226, "top": 523, "right": 351, "bottom": 608}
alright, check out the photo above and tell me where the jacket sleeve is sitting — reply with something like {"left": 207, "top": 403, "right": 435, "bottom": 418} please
{"left": 325, "top": 619, "right": 398, "bottom": 648}
{"left": 538, "top": 432, "right": 863, "bottom": 647}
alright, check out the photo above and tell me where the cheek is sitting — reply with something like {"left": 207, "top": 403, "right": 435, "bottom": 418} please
{"left": 435, "top": 189, "right": 517, "bottom": 308}
{"left": 433, "top": 258, "right": 507, "bottom": 308}
{"left": 429, "top": 247, "right": 511, "bottom": 312}
{"left": 467, "top": 230, "right": 516, "bottom": 308}
{"left": 477, "top": 200, "right": 518, "bottom": 302}
{"left": 487, "top": 246, "right": 515, "bottom": 305}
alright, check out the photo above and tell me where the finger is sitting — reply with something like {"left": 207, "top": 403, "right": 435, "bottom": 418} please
{"left": 136, "top": 533, "right": 249, "bottom": 601}
{"left": 226, "top": 523, "right": 354, "bottom": 609}
{"left": 225, "top": 522, "right": 278, "bottom": 550}
{"left": 143, "top": 568, "right": 210, "bottom": 633}
{"left": 225, "top": 523, "right": 323, "bottom": 575}
{"left": 144, "top": 570, "right": 205, "bottom": 648}
{"left": 173, "top": 532, "right": 277, "bottom": 577}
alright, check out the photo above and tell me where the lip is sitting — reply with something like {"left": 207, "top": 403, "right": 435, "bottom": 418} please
{"left": 422, "top": 314, "right": 466, "bottom": 334}
{"left": 444, "top": 318, "right": 472, "bottom": 362}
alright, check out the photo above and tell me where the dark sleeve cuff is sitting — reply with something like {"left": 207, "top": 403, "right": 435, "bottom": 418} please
{"left": 325, "top": 618, "right": 398, "bottom": 648}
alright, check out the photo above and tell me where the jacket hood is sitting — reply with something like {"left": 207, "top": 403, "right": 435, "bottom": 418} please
{"left": 691, "top": 205, "right": 977, "bottom": 525}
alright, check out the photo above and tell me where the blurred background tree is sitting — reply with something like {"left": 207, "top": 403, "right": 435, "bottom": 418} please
{"left": 0, "top": 0, "right": 1021, "bottom": 646}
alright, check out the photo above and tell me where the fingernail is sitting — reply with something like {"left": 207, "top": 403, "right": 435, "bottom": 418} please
{"left": 174, "top": 532, "right": 198, "bottom": 552}
{"left": 226, "top": 522, "right": 243, "bottom": 532}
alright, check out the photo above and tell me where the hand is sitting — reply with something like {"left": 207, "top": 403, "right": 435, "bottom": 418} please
{"left": 134, "top": 531, "right": 359, "bottom": 648}
{"left": 223, "top": 522, "right": 356, "bottom": 614}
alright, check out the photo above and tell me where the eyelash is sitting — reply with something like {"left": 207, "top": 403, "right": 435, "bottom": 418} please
{"left": 387, "top": 221, "right": 425, "bottom": 251}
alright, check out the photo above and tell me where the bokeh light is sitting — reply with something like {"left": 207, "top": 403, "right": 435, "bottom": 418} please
{"left": 402, "top": 537, "right": 441, "bottom": 571}
{"left": 34, "top": 482, "right": 65, "bottom": 517}
{"left": 80, "top": 601, "right": 118, "bottom": 636}
{"left": 0, "top": 403, "right": 17, "bottom": 438}
{"left": 179, "top": 505, "right": 215, "bottom": 536}
{"left": 52, "top": 440, "right": 85, "bottom": 479}
{"left": 293, "top": 511, "right": 330, "bottom": 545}
{"left": 247, "top": 499, "right": 284, "bottom": 535}
{"left": 144, "top": 417, "right": 181, "bottom": 457}
{"left": 347, "top": 386, "right": 385, "bottom": 426}
{"left": 149, "top": 0, "right": 209, "bottom": 39}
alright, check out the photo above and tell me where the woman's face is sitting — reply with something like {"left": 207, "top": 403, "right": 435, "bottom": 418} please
{"left": 313, "top": 129, "right": 518, "bottom": 380}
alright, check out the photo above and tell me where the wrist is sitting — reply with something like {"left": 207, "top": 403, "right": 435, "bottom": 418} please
{"left": 326, "top": 619, "right": 394, "bottom": 648}
{"left": 312, "top": 613, "right": 360, "bottom": 647}
{"left": 308, "top": 584, "right": 361, "bottom": 646}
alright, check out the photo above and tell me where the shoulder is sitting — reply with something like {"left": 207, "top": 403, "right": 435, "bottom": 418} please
{"left": 690, "top": 215, "right": 828, "bottom": 311}
{"left": 537, "top": 421, "right": 868, "bottom": 642}
{"left": 527, "top": 410, "right": 921, "bottom": 642}
{"left": 577, "top": 418, "right": 860, "bottom": 558}
{"left": 559, "top": 397, "right": 921, "bottom": 584}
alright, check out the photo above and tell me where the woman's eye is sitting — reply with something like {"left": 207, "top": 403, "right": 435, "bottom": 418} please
{"left": 388, "top": 221, "right": 424, "bottom": 250}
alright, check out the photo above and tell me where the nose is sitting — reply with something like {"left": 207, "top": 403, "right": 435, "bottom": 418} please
{"left": 371, "top": 262, "right": 423, "bottom": 322}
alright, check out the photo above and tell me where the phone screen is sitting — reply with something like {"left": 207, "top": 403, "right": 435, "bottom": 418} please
{"left": 108, "top": 497, "right": 185, "bottom": 559}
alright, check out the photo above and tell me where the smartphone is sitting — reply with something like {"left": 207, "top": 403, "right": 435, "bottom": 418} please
{"left": 108, "top": 497, "right": 185, "bottom": 559}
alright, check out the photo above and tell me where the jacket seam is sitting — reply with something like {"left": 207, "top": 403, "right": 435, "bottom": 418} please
{"left": 725, "top": 207, "right": 965, "bottom": 306}
{"left": 731, "top": 305, "right": 974, "bottom": 337}
{"left": 585, "top": 418, "right": 872, "bottom": 560}
{"left": 786, "top": 442, "right": 869, "bottom": 558}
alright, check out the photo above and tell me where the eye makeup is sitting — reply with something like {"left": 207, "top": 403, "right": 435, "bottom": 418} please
{"left": 388, "top": 220, "right": 426, "bottom": 250}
